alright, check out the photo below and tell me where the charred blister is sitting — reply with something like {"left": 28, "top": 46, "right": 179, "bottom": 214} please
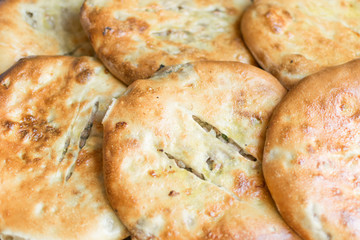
{"left": 168, "top": 190, "right": 179, "bottom": 197}
{"left": 103, "top": 26, "right": 113, "bottom": 36}
{"left": 157, "top": 64, "right": 165, "bottom": 72}
{"left": 0, "top": 76, "right": 10, "bottom": 89}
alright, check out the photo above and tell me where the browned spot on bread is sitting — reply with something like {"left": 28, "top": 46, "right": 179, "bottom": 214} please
{"left": 3, "top": 115, "right": 61, "bottom": 142}
{"left": 3, "top": 120, "right": 14, "bottom": 130}
{"left": 265, "top": 7, "right": 292, "bottom": 33}
{"left": 76, "top": 69, "right": 93, "bottom": 84}
{"left": 233, "top": 171, "right": 265, "bottom": 199}
{"left": 72, "top": 58, "right": 94, "bottom": 84}
{"left": 118, "top": 17, "right": 149, "bottom": 33}
{"left": 115, "top": 121, "right": 127, "bottom": 129}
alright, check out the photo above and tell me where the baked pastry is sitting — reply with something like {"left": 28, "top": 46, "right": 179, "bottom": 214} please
{"left": 0, "top": 56, "right": 129, "bottom": 240}
{"left": 0, "top": 0, "right": 93, "bottom": 74}
{"left": 80, "top": 0, "right": 255, "bottom": 85}
{"left": 263, "top": 59, "right": 360, "bottom": 239}
{"left": 241, "top": 0, "right": 360, "bottom": 89}
{"left": 103, "top": 61, "right": 300, "bottom": 239}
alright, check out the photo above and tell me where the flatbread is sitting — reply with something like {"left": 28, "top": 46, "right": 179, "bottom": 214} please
{"left": 0, "top": 0, "right": 93, "bottom": 74}
{"left": 80, "top": 0, "right": 255, "bottom": 85}
{"left": 0, "top": 56, "right": 129, "bottom": 240}
{"left": 241, "top": 0, "right": 360, "bottom": 89}
{"left": 103, "top": 61, "right": 300, "bottom": 239}
{"left": 263, "top": 59, "right": 360, "bottom": 239}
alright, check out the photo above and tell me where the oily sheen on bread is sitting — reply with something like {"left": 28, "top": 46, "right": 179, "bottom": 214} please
{"left": 0, "top": 56, "right": 129, "bottom": 240}
{"left": 0, "top": 0, "right": 93, "bottom": 74}
{"left": 263, "top": 59, "right": 360, "bottom": 240}
{"left": 80, "top": 0, "right": 255, "bottom": 85}
{"left": 103, "top": 61, "right": 300, "bottom": 239}
{"left": 241, "top": 0, "right": 360, "bottom": 89}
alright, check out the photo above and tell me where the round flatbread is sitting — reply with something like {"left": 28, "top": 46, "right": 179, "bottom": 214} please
{"left": 0, "top": 0, "right": 93, "bottom": 74}
{"left": 241, "top": 0, "right": 360, "bottom": 89}
{"left": 81, "top": 0, "right": 256, "bottom": 85}
{"left": 0, "top": 56, "right": 129, "bottom": 240}
{"left": 103, "top": 61, "right": 300, "bottom": 239}
{"left": 264, "top": 59, "right": 360, "bottom": 239}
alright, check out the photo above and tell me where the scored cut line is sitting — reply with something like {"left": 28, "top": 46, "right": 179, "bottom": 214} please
{"left": 159, "top": 149, "right": 242, "bottom": 202}
{"left": 192, "top": 115, "right": 257, "bottom": 162}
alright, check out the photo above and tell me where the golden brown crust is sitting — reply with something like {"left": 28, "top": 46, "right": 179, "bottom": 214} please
{"left": 81, "top": 0, "right": 255, "bottom": 85}
{"left": 0, "top": 56, "right": 129, "bottom": 240}
{"left": 103, "top": 61, "right": 299, "bottom": 239}
{"left": 241, "top": 0, "right": 360, "bottom": 89}
{"left": 0, "top": 0, "right": 93, "bottom": 74}
{"left": 264, "top": 59, "right": 360, "bottom": 239}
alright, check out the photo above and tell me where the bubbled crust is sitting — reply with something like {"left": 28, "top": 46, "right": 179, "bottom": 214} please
{"left": 0, "top": 0, "right": 93, "bottom": 74}
{"left": 264, "top": 59, "right": 360, "bottom": 240}
{"left": 103, "top": 61, "right": 300, "bottom": 239}
{"left": 0, "top": 56, "right": 129, "bottom": 240}
{"left": 81, "top": 0, "right": 255, "bottom": 85}
{"left": 241, "top": 0, "right": 360, "bottom": 89}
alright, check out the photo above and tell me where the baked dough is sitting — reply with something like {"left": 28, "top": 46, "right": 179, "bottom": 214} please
{"left": 0, "top": 0, "right": 93, "bottom": 74}
{"left": 264, "top": 59, "right": 360, "bottom": 239}
{"left": 241, "top": 0, "right": 360, "bottom": 89}
{"left": 0, "top": 56, "right": 129, "bottom": 240}
{"left": 103, "top": 61, "right": 300, "bottom": 239}
{"left": 81, "top": 0, "right": 255, "bottom": 85}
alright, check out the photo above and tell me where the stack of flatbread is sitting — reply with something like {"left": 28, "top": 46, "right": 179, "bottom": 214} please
{"left": 0, "top": 0, "right": 359, "bottom": 239}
